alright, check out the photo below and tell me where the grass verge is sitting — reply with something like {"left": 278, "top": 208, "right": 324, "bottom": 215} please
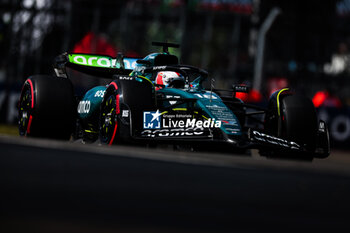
{"left": 0, "top": 124, "right": 18, "bottom": 136}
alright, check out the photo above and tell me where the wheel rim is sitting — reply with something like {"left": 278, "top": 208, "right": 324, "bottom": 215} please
{"left": 18, "top": 86, "right": 32, "bottom": 136}
{"left": 100, "top": 94, "right": 117, "bottom": 144}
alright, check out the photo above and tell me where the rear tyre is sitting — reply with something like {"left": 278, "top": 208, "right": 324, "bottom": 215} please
{"left": 18, "top": 75, "right": 75, "bottom": 140}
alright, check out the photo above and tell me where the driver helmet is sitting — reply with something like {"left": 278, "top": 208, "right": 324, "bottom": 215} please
{"left": 155, "top": 71, "right": 185, "bottom": 90}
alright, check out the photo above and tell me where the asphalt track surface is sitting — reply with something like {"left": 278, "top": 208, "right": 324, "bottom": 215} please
{"left": 1, "top": 135, "right": 350, "bottom": 233}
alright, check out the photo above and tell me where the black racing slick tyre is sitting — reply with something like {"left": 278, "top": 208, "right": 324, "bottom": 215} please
{"left": 280, "top": 95, "right": 318, "bottom": 152}
{"left": 100, "top": 77, "right": 155, "bottom": 145}
{"left": 263, "top": 93, "right": 318, "bottom": 160}
{"left": 18, "top": 75, "right": 75, "bottom": 140}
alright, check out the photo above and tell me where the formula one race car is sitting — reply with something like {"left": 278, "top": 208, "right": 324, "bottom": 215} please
{"left": 18, "top": 42, "right": 330, "bottom": 160}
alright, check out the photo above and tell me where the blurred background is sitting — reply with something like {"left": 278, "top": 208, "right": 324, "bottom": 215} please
{"left": 1, "top": 0, "right": 350, "bottom": 148}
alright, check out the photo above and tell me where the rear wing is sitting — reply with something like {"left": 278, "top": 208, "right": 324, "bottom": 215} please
{"left": 53, "top": 53, "right": 140, "bottom": 78}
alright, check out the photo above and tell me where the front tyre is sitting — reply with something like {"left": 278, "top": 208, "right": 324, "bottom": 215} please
{"left": 263, "top": 92, "right": 321, "bottom": 160}
{"left": 281, "top": 95, "right": 318, "bottom": 152}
